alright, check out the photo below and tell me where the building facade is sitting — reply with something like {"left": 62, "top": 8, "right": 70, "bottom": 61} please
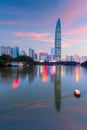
{"left": 13, "top": 47, "right": 19, "bottom": 58}
{"left": 55, "top": 18, "right": 61, "bottom": 62}
{"left": 51, "top": 47, "right": 56, "bottom": 61}
{"left": 39, "top": 52, "right": 48, "bottom": 62}
{"left": 0, "top": 46, "right": 13, "bottom": 57}
{"left": 20, "top": 51, "right": 27, "bottom": 56}
{"left": 29, "top": 48, "right": 35, "bottom": 59}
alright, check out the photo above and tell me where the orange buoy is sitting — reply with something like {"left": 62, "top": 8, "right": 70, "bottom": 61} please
{"left": 74, "top": 89, "right": 80, "bottom": 97}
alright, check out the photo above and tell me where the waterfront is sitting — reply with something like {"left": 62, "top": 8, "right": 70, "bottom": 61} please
{"left": 0, "top": 65, "right": 87, "bottom": 130}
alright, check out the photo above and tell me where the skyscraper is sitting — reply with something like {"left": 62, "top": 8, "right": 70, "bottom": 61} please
{"left": 55, "top": 18, "right": 61, "bottom": 62}
{"left": 0, "top": 46, "right": 13, "bottom": 57}
{"left": 13, "top": 47, "right": 19, "bottom": 58}
{"left": 29, "top": 48, "right": 35, "bottom": 59}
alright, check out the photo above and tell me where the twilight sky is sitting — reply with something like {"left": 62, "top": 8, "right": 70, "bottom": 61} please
{"left": 0, "top": 0, "right": 87, "bottom": 59}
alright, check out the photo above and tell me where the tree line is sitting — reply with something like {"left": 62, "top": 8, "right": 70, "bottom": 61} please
{"left": 0, "top": 54, "right": 34, "bottom": 67}
{"left": 0, "top": 54, "right": 87, "bottom": 67}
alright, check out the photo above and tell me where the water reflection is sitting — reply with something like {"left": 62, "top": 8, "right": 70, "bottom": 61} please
{"left": 75, "top": 66, "right": 80, "bottom": 83}
{"left": 0, "top": 66, "right": 37, "bottom": 86}
{"left": 49, "top": 66, "right": 56, "bottom": 83}
{"left": 0, "top": 66, "right": 87, "bottom": 113}
{"left": 0, "top": 67, "right": 13, "bottom": 83}
{"left": 39, "top": 66, "right": 49, "bottom": 82}
{"left": 55, "top": 66, "right": 61, "bottom": 112}
{"left": 65, "top": 66, "right": 75, "bottom": 76}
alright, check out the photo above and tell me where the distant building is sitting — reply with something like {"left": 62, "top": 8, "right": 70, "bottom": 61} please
{"left": 7, "top": 47, "right": 13, "bottom": 57}
{"left": 51, "top": 47, "right": 56, "bottom": 61}
{"left": 66, "top": 55, "right": 74, "bottom": 62}
{"left": 80, "top": 56, "right": 87, "bottom": 63}
{"left": 29, "top": 48, "right": 35, "bottom": 59}
{"left": 20, "top": 51, "right": 27, "bottom": 56}
{"left": 47, "top": 55, "right": 51, "bottom": 62}
{"left": 34, "top": 53, "right": 38, "bottom": 61}
{"left": 0, "top": 46, "right": 13, "bottom": 57}
{"left": 74, "top": 54, "right": 80, "bottom": 63}
{"left": 39, "top": 52, "right": 48, "bottom": 62}
{"left": 13, "top": 47, "right": 19, "bottom": 58}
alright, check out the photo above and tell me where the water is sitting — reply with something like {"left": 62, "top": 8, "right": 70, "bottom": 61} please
{"left": 0, "top": 65, "right": 87, "bottom": 130}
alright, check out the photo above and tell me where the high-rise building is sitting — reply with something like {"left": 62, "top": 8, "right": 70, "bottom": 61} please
{"left": 51, "top": 47, "right": 56, "bottom": 61}
{"left": 29, "top": 48, "right": 35, "bottom": 59}
{"left": 55, "top": 18, "right": 61, "bottom": 62}
{"left": 74, "top": 54, "right": 80, "bottom": 63}
{"left": 66, "top": 55, "right": 74, "bottom": 62}
{"left": 39, "top": 52, "right": 48, "bottom": 62}
{"left": 20, "top": 51, "right": 27, "bottom": 56}
{"left": 13, "top": 47, "right": 19, "bottom": 58}
{"left": 0, "top": 46, "right": 13, "bottom": 57}
{"left": 34, "top": 53, "right": 38, "bottom": 61}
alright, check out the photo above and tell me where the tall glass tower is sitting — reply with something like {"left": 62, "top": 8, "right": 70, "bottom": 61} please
{"left": 13, "top": 47, "right": 19, "bottom": 58}
{"left": 55, "top": 18, "right": 61, "bottom": 62}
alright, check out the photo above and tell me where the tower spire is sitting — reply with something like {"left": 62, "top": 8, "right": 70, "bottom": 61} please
{"left": 55, "top": 18, "right": 61, "bottom": 62}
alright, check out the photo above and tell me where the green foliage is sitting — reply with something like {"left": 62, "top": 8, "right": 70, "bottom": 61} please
{"left": 0, "top": 54, "right": 12, "bottom": 63}
{"left": 0, "top": 60, "right": 5, "bottom": 66}
{"left": 14, "top": 56, "right": 34, "bottom": 64}
{"left": 81, "top": 61, "right": 87, "bottom": 67}
{"left": 0, "top": 55, "right": 34, "bottom": 66}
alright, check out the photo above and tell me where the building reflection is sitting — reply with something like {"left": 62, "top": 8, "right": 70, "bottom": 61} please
{"left": 65, "top": 66, "right": 75, "bottom": 76}
{"left": 49, "top": 66, "right": 56, "bottom": 83}
{"left": 0, "top": 67, "right": 13, "bottom": 83}
{"left": 55, "top": 66, "right": 61, "bottom": 112}
{"left": 12, "top": 71, "right": 20, "bottom": 89}
{"left": 75, "top": 66, "right": 80, "bottom": 83}
{"left": 39, "top": 65, "right": 49, "bottom": 82}
{"left": 0, "top": 66, "right": 37, "bottom": 88}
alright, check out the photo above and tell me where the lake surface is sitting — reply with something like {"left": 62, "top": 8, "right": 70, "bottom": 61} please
{"left": 0, "top": 65, "right": 87, "bottom": 130}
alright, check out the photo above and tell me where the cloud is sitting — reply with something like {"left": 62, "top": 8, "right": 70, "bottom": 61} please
{"left": 60, "top": 0, "right": 87, "bottom": 26}
{"left": 62, "top": 43, "right": 69, "bottom": 48}
{"left": 64, "top": 24, "right": 87, "bottom": 35}
{"left": 64, "top": 39, "right": 87, "bottom": 44}
{"left": 0, "top": 21, "right": 28, "bottom": 25}
{"left": 14, "top": 32, "right": 54, "bottom": 43}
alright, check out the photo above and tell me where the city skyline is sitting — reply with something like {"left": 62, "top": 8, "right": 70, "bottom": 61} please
{"left": 0, "top": 0, "right": 87, "bottom": 59}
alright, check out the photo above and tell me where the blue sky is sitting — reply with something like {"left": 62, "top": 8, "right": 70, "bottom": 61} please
{"left": 0, "top": 0, "right": 87, "bottom": 58}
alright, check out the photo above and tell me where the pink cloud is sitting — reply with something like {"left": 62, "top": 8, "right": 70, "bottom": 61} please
{"left": 62, "top": 114, "right": 86, "bottom": 130}
{"left": 64, "top": 24, "right": 87, "bottom": 35}
{"left": 62, "top": 43, "right": 69, "bottom": 48}
{"left": 15, "top": 32, "right": 50, "bottom": 38}
{"left": 60, "top": 0, "right": 87, "bottom": 26}
{"left": 69, "top": 106, "right": 87, "bottom": 116}
{"left": 14, "top": 32, "right": 54, "bottom": 43}
{"left": 37, "top": 50, "right": 46, "bottom": 53}
{"left": 65, "top": 39, "right": 87, "bottom": 44}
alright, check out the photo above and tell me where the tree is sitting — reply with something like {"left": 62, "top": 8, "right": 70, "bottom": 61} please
{"left": 0, "top": 60, "right": 5, "bottom": 67}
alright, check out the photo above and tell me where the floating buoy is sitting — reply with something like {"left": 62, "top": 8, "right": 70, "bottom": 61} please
{"left": 74, "top": 89, "right": 80, "bottom": 97}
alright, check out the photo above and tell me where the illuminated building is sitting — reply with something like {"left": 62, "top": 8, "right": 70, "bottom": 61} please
{"left": 55, "top": 18, "right": 61, "bottom": 62}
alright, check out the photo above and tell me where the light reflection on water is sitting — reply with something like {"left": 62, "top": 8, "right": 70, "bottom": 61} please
{"left": 0, "top": 66, "right": 87, "bottom": 130}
